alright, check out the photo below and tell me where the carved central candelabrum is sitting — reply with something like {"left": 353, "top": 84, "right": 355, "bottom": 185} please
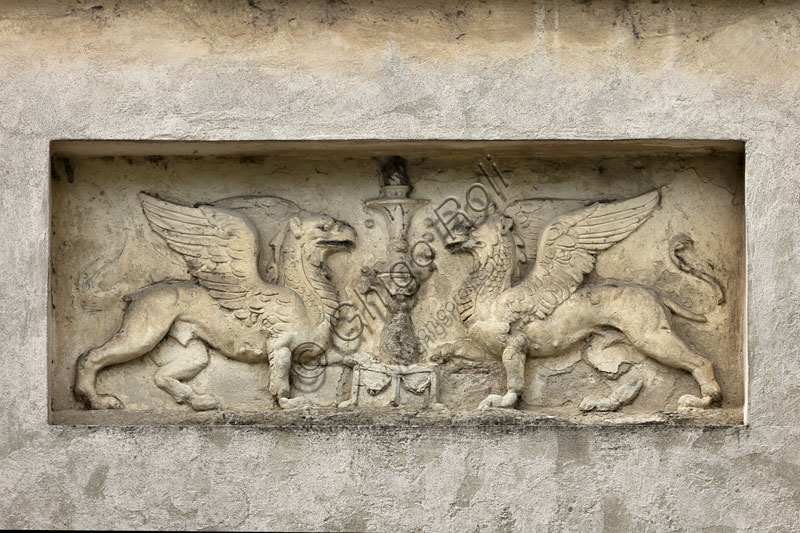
{"left": 339, "top": 156, "right": 442, "bottom": 409}
{"left": 362, "top": 156, "right": 433, "bottom": 366}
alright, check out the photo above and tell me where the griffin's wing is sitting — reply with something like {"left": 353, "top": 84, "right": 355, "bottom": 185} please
{"left": 508, "top": 190, "right": 660, "bottom": 321}
{"left": 140, "top": 193, "right": 281, "bottom": 323}
{"left": 504, "top": 198, "right": 590, "bottom": 273}
{"left": 213, "top": 195, "right": 305, "bottom": 283}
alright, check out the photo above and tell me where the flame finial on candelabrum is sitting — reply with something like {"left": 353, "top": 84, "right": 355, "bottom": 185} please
{"left": 381, "top": 156, "right": 409, "bottom": 187}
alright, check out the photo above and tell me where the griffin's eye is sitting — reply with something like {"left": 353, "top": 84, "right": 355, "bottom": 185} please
{"left": 320, "top": 224, "right": 330, "bottom": 231}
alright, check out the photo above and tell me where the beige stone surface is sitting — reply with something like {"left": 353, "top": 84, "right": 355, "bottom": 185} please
{"left": 2, "top": 1, "right": 800, "bottom": 530}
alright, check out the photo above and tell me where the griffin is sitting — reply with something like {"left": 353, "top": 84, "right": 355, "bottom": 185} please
{"left": 74, "top": 193, "right": 355, "bottom": 410}
{"left": 431, "top": 190, "right": 723, "bottom": 411}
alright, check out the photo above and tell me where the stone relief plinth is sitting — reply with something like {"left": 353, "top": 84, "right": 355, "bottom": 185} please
{"left": 49, "top": 140, "right": 745, "bottom": 426}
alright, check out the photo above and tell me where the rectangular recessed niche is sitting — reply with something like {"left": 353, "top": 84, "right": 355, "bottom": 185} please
{"left": 49, "top": 140, "right": 745, "bottom": 427}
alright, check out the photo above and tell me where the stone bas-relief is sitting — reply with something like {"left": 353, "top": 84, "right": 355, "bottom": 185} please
{"left": 49, "top": 142, "right": 745, "bottom": 425}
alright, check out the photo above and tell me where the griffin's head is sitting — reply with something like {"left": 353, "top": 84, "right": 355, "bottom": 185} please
{"left": 288, "top": 214, "right": 356, "bottom": 256}
{"left": 445, "top": 214, "right": 527, "bottom": 271}
{"left": 445, "top": 214, "right": 515, "bottom": 252}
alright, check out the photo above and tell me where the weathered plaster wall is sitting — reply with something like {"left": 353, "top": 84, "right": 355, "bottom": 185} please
{"left": 1, "top": 1, "right": 799, "bottom": 530}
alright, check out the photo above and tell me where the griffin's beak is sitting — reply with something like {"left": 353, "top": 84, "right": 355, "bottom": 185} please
{"left": 514, "top": 233, "right": 527, "bottom": 263}
{"left": 317, "top": 223, "right": 356, "bottom": 249}
{"left": 445, "top": 240, "right": 463, "bottom": 251}
{"left": 445, "top": 237, "right": 475, "bottom": 253}
{"left": 445, "top": 221, "right": 474, "bottom": 253}
{"left": 341, "top": 224, "right": 356, "bottom": 247}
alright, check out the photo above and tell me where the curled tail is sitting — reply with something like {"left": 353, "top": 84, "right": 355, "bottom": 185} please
{"left": 660, "top": 235, "right": 726, "bottom": 322}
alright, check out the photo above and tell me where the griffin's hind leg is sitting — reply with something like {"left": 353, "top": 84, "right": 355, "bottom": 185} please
{"left": 626, "top": 326, "right": 720, "bottom": 409}
{"left": 152, "top": 338, "right": 218, "bottom": 411}
{"left": 74, "top": 292, "right": 178, "bottom": 409}
{"left": 610, "top": 289, "right": 721, "bottom": 409}
{"left": 75, "top": 350, "right": 125, "bottom": 410}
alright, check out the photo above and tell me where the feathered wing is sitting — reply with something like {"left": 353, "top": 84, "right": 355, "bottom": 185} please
{"left": 504, "top": 198, "right": 591, "bottom": 273}
{"left": 139, "top": 193, "right": 283, "bottom": 326}
{"left": 506, "top": 190, "right": 660, "bottom": 321}
{"left": 212, "top": 195, "right": 305, "bottom": 283}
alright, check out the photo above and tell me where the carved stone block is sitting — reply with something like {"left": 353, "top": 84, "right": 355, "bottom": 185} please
{"left": 49, "top": 140, "right": 745, "bottom": 426}
{"left": 342, "top": 362, "right": 441, "bottom": 409}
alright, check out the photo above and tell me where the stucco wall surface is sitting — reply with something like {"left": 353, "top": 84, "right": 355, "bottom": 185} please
{"left": 1, "top": 1, "right": 799, "bottom": 530}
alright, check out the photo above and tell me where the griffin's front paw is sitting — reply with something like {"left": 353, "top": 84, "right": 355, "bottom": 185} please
{"left": 352, "top": 352, "right": 374, "bottom": 369}
{"left": 428, "top": 344, "right": 455, "bottom": 363}
{"left": 269, "top": 381, "right": 290, "bottom": 400}
{"left": 477, "top": 391, "right": 518, "bottom": 409}
{"left": 278, "top": 396, "right": 313, "bottom": 409}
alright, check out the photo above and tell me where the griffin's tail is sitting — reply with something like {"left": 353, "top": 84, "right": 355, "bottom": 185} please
{"left": 660, "top": 235, "right": 726, "bottom": 322}
{"left": 661, "top": 295, "right": 708, "bottom": 322}
{"left": 122, "top": 288, "right": 146, "bottom": 303}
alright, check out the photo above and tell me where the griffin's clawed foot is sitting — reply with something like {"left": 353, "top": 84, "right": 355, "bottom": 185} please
{"left": 278, "top": 396, "right": 313, "bottom": 409}
{"left": 429, "top": 340, "right": 482, "bottom": 363}
{"left": 579, "top": 397, "right": 615, "bottom": 412}
{"left": 428, "top": 343, "right": 455, "bottom": 363}
{"left": 579, "top": 380, "right": 643, "bottom": 412}
{"left": 700, "top": 380, "right": 722, "bottom": 402}
{"left": 189, "top": 394, "right": 220, "bottom": 411}
{"left": 89, "top": 394, "right": 125, "bottom": 410}
{"left": 677, "top": 394, "right": 716, "bottom": 410}
{"left": 478, "top": 391, "right": 519, "bottom": 409}
{"left": 678, "top": 379, "right": 722, "bottom": 410}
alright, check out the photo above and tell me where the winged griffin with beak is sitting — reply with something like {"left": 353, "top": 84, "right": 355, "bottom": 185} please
{"left": 74, "top": 193, "right": 355, "bottom": 410}
{"left": 432, "top": 190, "right": 723, "bottom": 411}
